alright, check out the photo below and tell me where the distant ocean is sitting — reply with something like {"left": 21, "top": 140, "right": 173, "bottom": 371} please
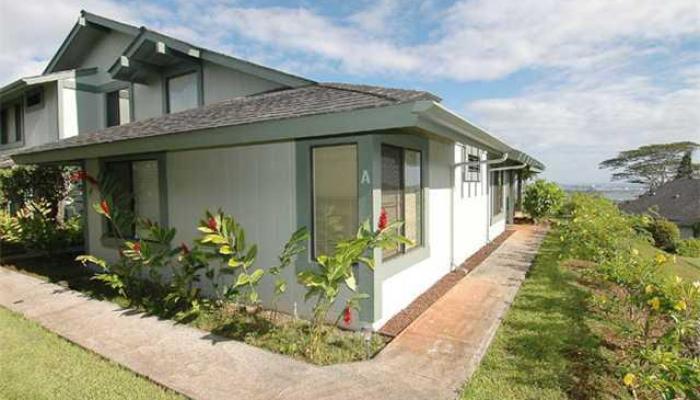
{"left": 560, "top": 183, "right": 646, "bottom": 203}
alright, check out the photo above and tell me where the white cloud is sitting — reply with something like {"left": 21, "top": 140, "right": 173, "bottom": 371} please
{"left": 1, "top": 0, "right": 697, "bottom": 183}
{"left": 466, "top": 71, "right": 700, "bottom": 183}
{"left": 0, "top": 0, "right": 152, "bottom": 82}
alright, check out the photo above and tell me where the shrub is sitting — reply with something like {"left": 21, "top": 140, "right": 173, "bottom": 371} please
{"left": 0, "top": 165, "right": 71, "bottom": 217}
{"left": 677, "top": 238, "right": 700, "bottom": 257}
{"left": 3, "top": 200, "right": 83, "bottom": 255}
{"left": 298, "top": 208, "right": 409, "bottom": 357}
{"left": 559, "top": 194, "right": 637, "bottom": 263}
{"left": 646, "top": 218, "right": 680, "bottom": 252}
{"left": 522, "top": 180, "right": 565, "bottom": 221}
{"left": 558, "top": 193, "right": 700, "bottom": 398}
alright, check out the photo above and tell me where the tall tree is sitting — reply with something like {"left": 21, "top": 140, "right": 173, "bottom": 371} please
{"left": 599, "top": 142, "right": 698, "bottom": 191}
{"left": 675, "top": 150, "right": 695, "bottom": 180}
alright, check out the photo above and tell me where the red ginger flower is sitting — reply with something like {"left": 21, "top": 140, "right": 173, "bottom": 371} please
{"left": 378, "top": 208, "right": 389, "bottom": 230}
{"left": 69, "top": 170, "right": 86, "bottom": 183}
{"left": 343, "top": 306, "right": 352, "bottom": 326}
{"left": 180, "top": 243, "right": 190, "bottom": 255}
{"left": 207, "top": 217, "right": 218, "bottom": 230}
{"left": 100, "top": 200, "right": 110, "bottom": 216}
{"left": 133, "top": 242, "right": 142, "bottom": 253}
{"left": 70, "top": 170, "right": 98, "bottom": 186}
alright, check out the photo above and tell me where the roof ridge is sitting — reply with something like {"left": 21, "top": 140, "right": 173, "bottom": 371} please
{"left": 319, "top": 83, "right": 405, "bottom": 102}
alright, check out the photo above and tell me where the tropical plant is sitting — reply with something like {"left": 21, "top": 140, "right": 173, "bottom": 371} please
{"left": 522, "top": 179, "right": 565, "bottom": 221}
{"left": 677, "top": 238, "right": 700, "bottom": 258}
{"left": 4, "top": 200, "right": 83, "bottom": 255}
{"left": 195, "top": 210, "right": 263, "bottom": 308}
{"left": 646, "top": 218, "right": 680, "bottom": 253}
{"left": 0, "top": 165, "right": 72, "bottom": 217}
{"left": 269, "top": 226, "right": 310, "bottom": 321}
{"left": 298, "top": 209, "right": 409, "bottom": 356}
{"left": 559, "top": 193, "right": 700, "bottom": 399}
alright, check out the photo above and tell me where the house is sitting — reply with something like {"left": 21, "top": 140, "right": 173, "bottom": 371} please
{"left": 5, "top": 11, "right": 544, "bottom": 330}
{"left": 620, "top": 178, "right": 700, "bottom": 239}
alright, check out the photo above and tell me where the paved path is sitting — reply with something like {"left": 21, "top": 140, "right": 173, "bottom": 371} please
{"left": 0, "top": 225, "right": 547, "bottom": 400}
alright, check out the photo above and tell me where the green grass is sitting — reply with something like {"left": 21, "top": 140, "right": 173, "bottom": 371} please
{"left": 0, "top": 306, "right": 184, "bottom": 400}
{"left": 461, "top": 232, "right": 628, "bottom": 400}
{"left": 633, "top": 240, "right": 700, "bottom": 281}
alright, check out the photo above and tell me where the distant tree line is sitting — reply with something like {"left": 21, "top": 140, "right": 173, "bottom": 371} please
{"left": 599, "top": 141, "right": 698, "bottom": 191}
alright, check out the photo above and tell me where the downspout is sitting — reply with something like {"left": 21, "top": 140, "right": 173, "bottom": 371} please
{"left": 449, "top": 152, "right": 510, "bottom": 270}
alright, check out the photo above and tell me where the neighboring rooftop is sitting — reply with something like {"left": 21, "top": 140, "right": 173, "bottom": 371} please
{"left": 620, "top": 178, "right": 700, "bottom": 225}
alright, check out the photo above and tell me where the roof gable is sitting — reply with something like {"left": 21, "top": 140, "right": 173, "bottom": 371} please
{"left": 45, "top": 11, "right": 313, "bottom": 88}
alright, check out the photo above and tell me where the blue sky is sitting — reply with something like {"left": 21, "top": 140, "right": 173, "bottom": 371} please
{"left": 1, "top": 0, "right": 699, "bottom": 183}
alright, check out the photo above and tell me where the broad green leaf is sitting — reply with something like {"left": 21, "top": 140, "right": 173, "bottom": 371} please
{"left": 219, "top": 245, "right": 233, "bottom": 255}
{"left": 249, "top": 269, "right": 264, "bottom": 284}
{"left": 235, "top": 273, "right": 250, "bottom": 287}
{"left": 345, "top": 273, "right": 357, "bottom": 291}
{"left": 228, "top": 258, "right": 242, "bottom": 268}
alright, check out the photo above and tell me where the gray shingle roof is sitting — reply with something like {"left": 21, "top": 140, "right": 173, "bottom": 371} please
{"left": 14, "top": 83, "right": 439, "bottom": 157}
{"left": 620, "top": 178, "right": 700, "bottom": 225}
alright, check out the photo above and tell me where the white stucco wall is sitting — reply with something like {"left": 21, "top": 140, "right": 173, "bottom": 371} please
{"left": 453, "top": 147, "right": 491, "bottom": 263}
{"left": 59, "top": 82, "right": 104, "bottom": 138}
{"left": 375, "top": 139, "right": 454, "bottom": 328}
{"left": 202, "top": 61, "right": 284, "bottom": 104}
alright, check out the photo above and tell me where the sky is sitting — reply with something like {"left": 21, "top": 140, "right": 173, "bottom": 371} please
{"left": 1, "top": 0, "right": 699, "bottom": 184}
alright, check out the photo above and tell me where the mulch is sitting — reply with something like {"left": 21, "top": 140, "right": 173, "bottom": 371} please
{"left": 378, "top": 227, "right": 517, "bottom": 337}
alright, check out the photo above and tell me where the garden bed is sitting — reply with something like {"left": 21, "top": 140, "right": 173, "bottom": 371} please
{"left": 1, "top": 256, "right": 389, "bottom": 366}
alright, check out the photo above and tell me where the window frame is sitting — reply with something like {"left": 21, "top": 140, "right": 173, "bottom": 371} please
{"left": 309, "top": 142, "right": 359, "bottom": 258}
{"left": 0, "top": 100, "right": 24, "bottom": 149}
{"left": 24, "top": 87, "right": 43, "bottom": 111}
{"left": 98, "top": 153, "right": 168, "bottom": 247}
{"left": 381, "top": 143, "right": 424, "bottom": 260}
{"left": 105, "top": 90, "right": 121, "bottom": 128}
{"left": 490, "top": 170, "right": 505, "bottom": 222}
{"left": 165, "top": 70, "right": 200, "bottom": 114}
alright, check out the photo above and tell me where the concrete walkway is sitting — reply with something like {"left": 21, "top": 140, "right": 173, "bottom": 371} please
{"left": 0, "top": 225, "right": 546, "bottom": 400}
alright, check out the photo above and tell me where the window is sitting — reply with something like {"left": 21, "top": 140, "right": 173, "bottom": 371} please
{"left": 462, "top": 146, "right": 480, "bottom": 183}
{"left": 312, "top": 145, "right": 358, "bottom": 256}
{"left": 167, "top": 72, "right": 198, "bottom": 113}
{"left": 491, "top": 171, "right": 504, "bottom": 218}
{"left": 102, "top": 159, "right": 161, "bottom": 238}
{"left": 0, "top": 103, "right": 22, "bottom": 146}
{"left": 106, "top": 89, "right": 130, "bottom": 127}
{"left": 382, "top": 145, "right": 422, "bottom": 259}
{"left": 25, "top": 87, "right": 43, "bottom": 109}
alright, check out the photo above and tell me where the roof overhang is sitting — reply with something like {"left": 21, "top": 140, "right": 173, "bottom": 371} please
{"left": 44, "top": 11, "right": 140, "bottom": 74}
{"left": 12, "top": 100, "right": 544, "bottom": 172}
{"left": 0, "top": 68, "right": 98, "bottom": 100}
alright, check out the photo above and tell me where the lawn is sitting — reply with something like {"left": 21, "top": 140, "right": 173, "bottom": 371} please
{"left": 460, "top": 232, "right": 629, "bottom": 400}
{"left": 0, "top": 306, "right": 184, "bottom": 400}
{"left": 633, "top": 239, "right": 700, "bottom": 281}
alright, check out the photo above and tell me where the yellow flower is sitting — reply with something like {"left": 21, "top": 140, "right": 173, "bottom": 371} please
{"left": 655, "top": 253, "right": 667, "bottom": 265}
{"left": 632, "top": 248, "right": 639, "bottom": 256}
{"left": 674, "top": 300, "right": 687, "bottom": 311}
{"left": 623, "top": 373, "right": 636, "bottom": 387}
{"left": 645, "top": 285, "right": 654, "bottom": 294}
{"left": 648, "top": 297, "right": 660, "bottom": 311}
